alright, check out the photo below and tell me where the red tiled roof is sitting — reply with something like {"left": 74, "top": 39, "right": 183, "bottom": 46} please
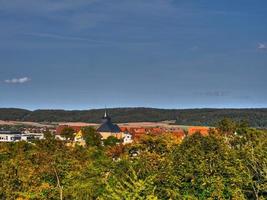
{"left": 188, "top": 127, "right": 209, "bottom": 136}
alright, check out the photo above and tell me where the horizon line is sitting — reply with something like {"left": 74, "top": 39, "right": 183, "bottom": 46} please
{"left": 1, "top": 106, "right": 267, "bottom": 112}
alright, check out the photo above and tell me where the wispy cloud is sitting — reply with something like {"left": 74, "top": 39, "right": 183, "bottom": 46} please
{"left": 25, "top": 32, "right": 102, "bottom": 43}
{"left": 4, "top": 77, "right": 31, "bottom": 84}
{"left": 196, "top": 91, "right": 230, "bottom": 97}
{"left": 258, "top": 43, "right": 267, "bottom": 50}
{"left": 24, "top": 32, "right": 157, "bottom": 46}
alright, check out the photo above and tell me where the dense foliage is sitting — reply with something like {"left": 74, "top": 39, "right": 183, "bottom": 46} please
{"left": 0, "top": 120, "right": 266, "bottom": 199}
{"left": 1, "top": 108, "right": 267, "bottom": 127}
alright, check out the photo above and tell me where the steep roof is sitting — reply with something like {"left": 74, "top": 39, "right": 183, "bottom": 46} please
{"left": 97, "top": 110, "right": 121, "bottom": 133}
{"left": 97, "top": 121, "right": 121, "bottom": 133}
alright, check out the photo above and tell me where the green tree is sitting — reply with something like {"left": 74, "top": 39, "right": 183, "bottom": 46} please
{"left": 172, "top": 133, "right": 248, "bottom": 199}
{"left": 216, "top": 118, "right": 237, "bottom": 135}
{"left": 236, "top": 119, "right": 249, "bottom": 135}
{"left": 103, "top": 136, "right": 121, "bottom": 146}
{"left": 101, "top": 167, "right": 158, "bottom": 200}
{"left": 60, "top": 127, "right": 75, "bottom": 141}
{"left": 123, "top": 134, "right": 180, "bottom": 199}
{"left": 231, "top": 129, "right": 267, "bottom": 199}
{"left": 64, "top": 147, "right": 112, "bottom": 199}
{"left": 44, "top": 130, "right": 55, "bottom": 141}
{"left": 82, "top": 127, "right": 102, "bottom": 147}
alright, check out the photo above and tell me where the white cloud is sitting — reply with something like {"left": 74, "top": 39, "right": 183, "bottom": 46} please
{"left": 4, "top": 77, "right": 31, "bottom": 84}
{"left": 258, "top": 43, "right": 267, "bottom": 50}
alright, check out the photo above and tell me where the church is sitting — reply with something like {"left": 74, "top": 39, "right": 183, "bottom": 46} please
{"left": 71, "top": 110, "right": 133, "bottom": 144}
{"left": 97, "top": 110, "right": 125, "bottom": 140}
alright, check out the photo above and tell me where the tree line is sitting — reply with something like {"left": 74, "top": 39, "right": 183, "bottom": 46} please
{"left": 1, "top": 108, "right": 267, "bottom": 128}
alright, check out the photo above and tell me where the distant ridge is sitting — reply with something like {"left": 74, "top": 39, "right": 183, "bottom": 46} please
{"left": 0, "top": 107, "right": 267, "bottom": 128}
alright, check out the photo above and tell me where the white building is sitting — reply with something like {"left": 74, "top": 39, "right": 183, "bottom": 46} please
{"left": 21, "top": 133, "right": 44, "bottom": 141}
{"left": 0, "top": 131, "right": 22, "bottom": 142}
{"left": 123, "top": 132, "right": 133, "bottom": 144}
{"left": 0, "top": 131, "right": 45, "bottom": 142}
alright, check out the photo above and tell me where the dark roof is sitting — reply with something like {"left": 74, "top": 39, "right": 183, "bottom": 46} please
{"left": 97, "top": 121, "right": 121, "bottom": 133}
{"left": 97, "top": 111, "right": 121, "bottom": 133}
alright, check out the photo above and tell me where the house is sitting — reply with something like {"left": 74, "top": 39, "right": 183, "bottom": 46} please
{"left": 0, "top": 131, "right": 22, "bottom": 142}
{"left": 95, "top": 110, "right": 133, "bottom": 144}
{"left": 0, "top": 131, "right": 45, "bottom": 142}
{"left": 123, "top": 132, "right": 133, "bottom": 144}
{"left": 97, "top": 110, "right": 125, "bottom": 140}
{"left": 21, "top": 133, "right": 44, "bottom": 141}
{"left": 74, "top": 130, "right": 84, "bottom": 142}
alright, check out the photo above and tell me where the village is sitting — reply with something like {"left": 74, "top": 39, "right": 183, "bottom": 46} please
{"left": 0, "top": 110, "right": 210, "bottom": 144}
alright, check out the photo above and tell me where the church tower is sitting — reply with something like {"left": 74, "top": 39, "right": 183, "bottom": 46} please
{"left": 101, "top": 109, "right": 111, "bottom": 124}
{"left": 97, "top": 109, "right": 121, "bottom": 136}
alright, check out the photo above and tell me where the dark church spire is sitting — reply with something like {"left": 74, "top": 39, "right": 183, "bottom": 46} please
{"left": 104, "top": 109, "right": 108, "bottom": 118}
{"left": 102, "top": 108, "right": 111, "bottom": 123}
{"left": 97, "top": 108, "right": 121, "bottom": 133}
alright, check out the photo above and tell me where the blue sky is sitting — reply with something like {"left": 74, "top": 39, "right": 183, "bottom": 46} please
{"left": 0, "top": 0, "right": 266, "bottom": 110}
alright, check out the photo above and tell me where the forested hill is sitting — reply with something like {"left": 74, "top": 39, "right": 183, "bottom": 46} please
{"left": 0, "top": 108, "right": 267, "bottom": 127}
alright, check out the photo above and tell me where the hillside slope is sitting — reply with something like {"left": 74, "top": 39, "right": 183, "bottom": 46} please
{"left": 0, "top": 108, "right": 267, "bottom": 127}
